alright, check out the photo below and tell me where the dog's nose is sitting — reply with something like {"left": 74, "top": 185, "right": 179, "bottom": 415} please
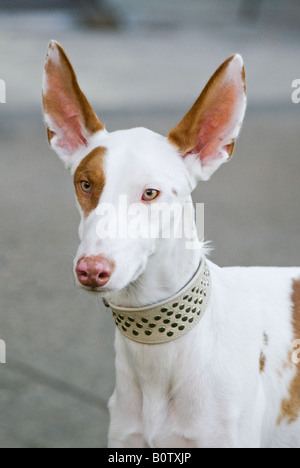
{"left": 76, "top": 255, "right": 114, "bottom": 288}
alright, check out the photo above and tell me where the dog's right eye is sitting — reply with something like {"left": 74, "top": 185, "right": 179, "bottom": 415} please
{"left": 80, "top": 181, "right": 92, "bottom": 193}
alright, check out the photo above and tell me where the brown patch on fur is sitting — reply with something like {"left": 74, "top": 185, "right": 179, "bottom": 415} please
{"left": 241, "top": 66, "right": 247, "bottom": 94}
{"left": 260, "top": 352, "right": 266, "bottom": 373}
{"left": 264, "top": 332, "right": 269, "bottom": 346}
{"left": 226, "top": 140, "right": 236, "bottom": 160}
{"left": 167, "top": 55, "right": 245, "bottom": 162}
{"left": 43, "top": 41, "right": 103, "bottom": 151}
{"left": 74, "top": 147, "right": 106, "bottom": 217}
{"left": 278, "top": 279, "right": 300, "bottom": 425}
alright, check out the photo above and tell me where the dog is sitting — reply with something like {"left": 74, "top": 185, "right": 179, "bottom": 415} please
{"left": 43, "top": 41, "right": 300, "bottom": 448}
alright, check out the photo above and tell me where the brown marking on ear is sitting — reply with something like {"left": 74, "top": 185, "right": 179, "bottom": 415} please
{"left": 168, "top": 55, "right": 238, "bottom": 155}
{"left": 260, "top": 352, "right": 266, "bottom": 373}
{"left": 74, "top": 147, "right": 106, "bottom": 217}
{"left": 226, "top": 140, "right": 236, "bottom": 159}
{"left": 43, "top": 41, "right": 104, "bottom": 150}
{"left": 47, "top": 127, "right": 55, "bottom": 145}
{"left": 278, "top": 279, "right": 300, "bottom": 425}
{"left": 241, "top": 66, "right": 247, "bottom": 94}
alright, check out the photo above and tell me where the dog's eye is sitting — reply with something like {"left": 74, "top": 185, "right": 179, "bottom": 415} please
{"left": 80, "top": 181, "right": 92, "bottom": 193}
{"left": 142, "top": 189, "right": 160, "bottom": 201}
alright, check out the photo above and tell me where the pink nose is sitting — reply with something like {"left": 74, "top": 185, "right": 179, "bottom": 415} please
{"left": 76, "top": 255, "right": 114, "bottom": 288}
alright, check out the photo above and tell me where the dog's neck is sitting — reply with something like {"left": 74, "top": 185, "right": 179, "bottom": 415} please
{"left": 107, "top": 213, "right": 203, "bottom": 309}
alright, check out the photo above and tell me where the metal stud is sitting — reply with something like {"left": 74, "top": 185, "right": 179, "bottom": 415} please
{"left": 167, "top": 331, "right": 174, "bottom": 337}
{"left": 155, "top": 315, "right": 161, "bottom": 321}
{"left": 142, "top": 317, "right": 148, "bottom": 323}
{"left": 179, "top": 325, "right": 185, "bottom": 331}
{"left": 128, "top": 317, "right": 135, "bottom": 322}
{"left": 182, "top": 316, "right": 188, "bottom": 322}
{"left": 183, "top": 295, "right": 189, "bottom": 301}
{"left": 122, "top": 326, "right": 127, "bottom": 332}
{"left": 172, "top": 302, "right": 179, "bottom": 308}
{"left": 145, "top": 330, "right": 152, "bottom": 336}
{"left": 149, "top": 323, "right": 156, "bottom": 328}
{"left": 188, "top": 296, "right": 193, "bottom": 302}
{"left": 186, "top": 307, "right": 191, "bottom": 313}
{"left": 179, "top": 304, "right": 185, "bottom": 311}
{"left": 136, "top": 323, "right": 143, "bottom": 329}
{"left": 132, "top": 330, "right": 139, "bottom": 336}
{"left": 167, "top": 311, "right": 174, "bottom": 316}
{"left": 172, "top": 323, "right": 178, "bottom": 328}
{"left": 175, "top": 313, "right": 182, "bottom": 319}
{"left": 125, "top": 321, "right": 131, "bottom": 328}
{"left": 161, "top": 307, "right": 168, "bottom": 313}
{"left": 189, "top": 317, "right": 194, "bottom": 323}
{"left": 159, "top": 327, "right": 166, "bottom": 333}
{"left": 164, "top": 319, "right": 170, "bottom": 324}
{"left": 119, "top": 314, "right": 124, "bottom": 320}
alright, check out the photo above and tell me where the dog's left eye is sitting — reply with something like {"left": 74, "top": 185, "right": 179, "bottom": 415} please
{"left": 80, "top": 181, "right": 92, "bottom": 193}
{"left": 142, "top": 189, "right": 160, "bottom": 201}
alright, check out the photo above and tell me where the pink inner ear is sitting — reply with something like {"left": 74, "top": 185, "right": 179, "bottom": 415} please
{"left": 54, "top": 114, "right": 87, "bottom": 152}
{"left": 195, "top": 84, "right": 240, "bottom": 163}
{"left": 45, "top": 69, "right": 88, "bottom": 152}
{"left": 55, "top": 125, "right": 87, "bottom": 152}
{"left": 43, "top": 42, "right": 104, "bottom": 155}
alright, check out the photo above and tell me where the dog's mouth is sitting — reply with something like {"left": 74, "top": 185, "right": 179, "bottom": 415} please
{"left": 75, "top": 280, "right": 113, "bottom": 295}
{"left": 74, "top": 262, "right": 147, "bottom": 297}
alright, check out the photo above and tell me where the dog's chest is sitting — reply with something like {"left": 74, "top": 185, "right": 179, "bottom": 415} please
{"left": 118, "top": 329, "right": 209, "bottom": 446}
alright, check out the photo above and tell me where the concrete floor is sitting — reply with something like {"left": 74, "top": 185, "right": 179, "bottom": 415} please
{"left": 0, "top": 0, "right": 299, "bottom": 448}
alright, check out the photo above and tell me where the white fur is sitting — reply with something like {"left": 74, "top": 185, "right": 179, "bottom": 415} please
{"left": 43, "top": 45, "right": 300, "bottom": 448}
{"left": 73, "top": 128, "right": 300, "bottom": 448}
{"left": 108, "top": 265, "right": 300, "bottom": 448}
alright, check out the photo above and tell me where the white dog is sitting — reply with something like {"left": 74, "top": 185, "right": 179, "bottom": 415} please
{"left": 43, "top": 41, "right": 300, "bottom": 448}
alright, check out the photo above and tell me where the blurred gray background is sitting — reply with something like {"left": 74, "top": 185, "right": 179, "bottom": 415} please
{"left": 0, "top": 0, "right": 299, "bottom": 448}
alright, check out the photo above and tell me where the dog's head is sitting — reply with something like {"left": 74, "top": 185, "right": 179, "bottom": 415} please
{"left": 42, "top": 41, "right": 246, "bottom": 297}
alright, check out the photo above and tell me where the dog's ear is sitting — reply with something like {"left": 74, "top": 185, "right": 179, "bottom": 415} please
{"left": 42, "top": 41, "right": 104, "bottom": 169}
{"left": 168, "top": 55, "right": 246, "bottom": 182}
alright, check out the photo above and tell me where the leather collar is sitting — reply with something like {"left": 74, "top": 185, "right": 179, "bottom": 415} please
{"left": 105, "top": 260, "right": 211, "bottom": 344}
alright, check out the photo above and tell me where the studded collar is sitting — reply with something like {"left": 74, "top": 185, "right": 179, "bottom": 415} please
{"left": 105, "top": 260, "right": 211, "bottom": 345}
